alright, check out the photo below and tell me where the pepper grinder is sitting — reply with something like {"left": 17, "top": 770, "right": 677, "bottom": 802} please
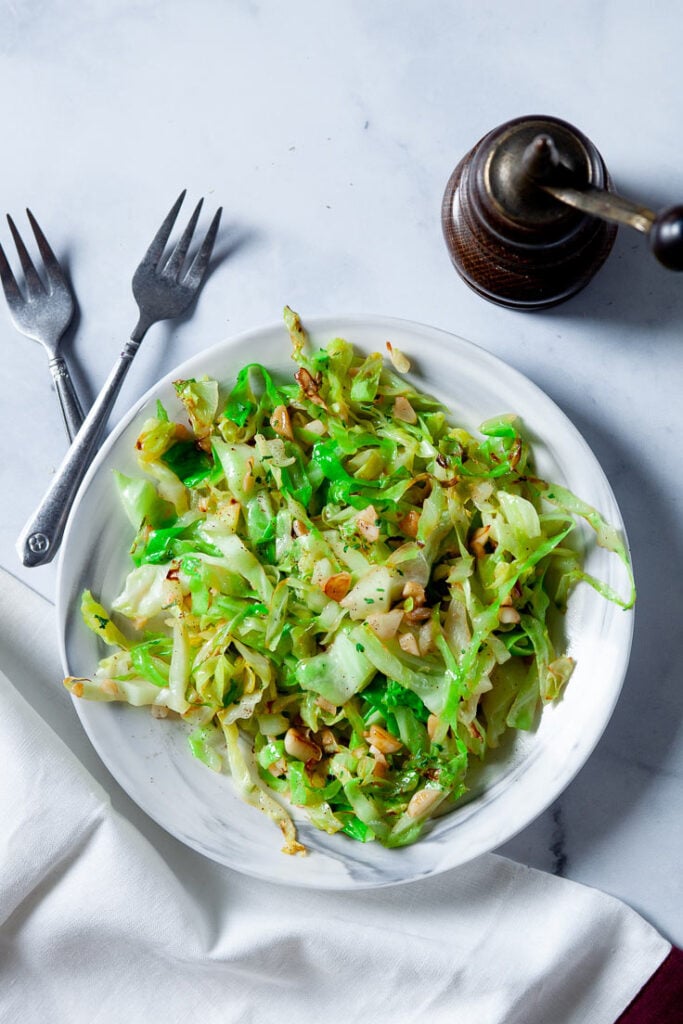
{"left": 442, "top": 114, "right": 683, "bottom": 310}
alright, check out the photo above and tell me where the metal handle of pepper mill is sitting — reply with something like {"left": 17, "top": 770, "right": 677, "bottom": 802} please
{"left": 522, "top": 134, "right": 683, "bottom": 271}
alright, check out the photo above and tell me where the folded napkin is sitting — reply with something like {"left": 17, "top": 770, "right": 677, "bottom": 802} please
{"left": 0, "top": 567, "right": 673, "bottom": 1024}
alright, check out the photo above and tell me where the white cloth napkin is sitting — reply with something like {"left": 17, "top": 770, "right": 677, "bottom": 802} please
{"left": 0, "top": 567, "right": 669, "bottom": 1024}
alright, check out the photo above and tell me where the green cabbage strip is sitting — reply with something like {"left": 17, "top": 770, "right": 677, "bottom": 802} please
{"left": 66, "top": 308, "right": 635, "bottom": 854}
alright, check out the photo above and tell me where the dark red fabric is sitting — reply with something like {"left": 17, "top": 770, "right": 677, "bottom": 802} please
{"left": 616, "top": 946, "right": 683, "bottom": 1023}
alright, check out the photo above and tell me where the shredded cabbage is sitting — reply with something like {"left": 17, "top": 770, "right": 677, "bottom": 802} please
{"left": 65, "top": 308, "right": 635, "bottom": 853}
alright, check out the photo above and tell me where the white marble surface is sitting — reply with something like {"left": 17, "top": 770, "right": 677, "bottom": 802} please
{"left": 0, "top": 0, "right": 681, "bottom": 943}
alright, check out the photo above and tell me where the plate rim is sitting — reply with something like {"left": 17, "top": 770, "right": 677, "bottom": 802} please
{"left": 56, "top": 312, "right": 635, "bottom": 889}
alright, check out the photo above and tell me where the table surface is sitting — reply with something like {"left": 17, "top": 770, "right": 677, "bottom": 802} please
{"left": 1, "top": 0, "right": 680, "bottom": 945}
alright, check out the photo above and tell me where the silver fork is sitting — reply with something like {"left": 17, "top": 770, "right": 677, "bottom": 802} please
{"left": 17, "top": 190, "right": 222, "bottom": 568}
{"left": 0, "top": 210, "right": 84, "bottom": 440}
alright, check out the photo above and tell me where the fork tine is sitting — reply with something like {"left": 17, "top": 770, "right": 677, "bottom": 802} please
{"left": 0, "top": 240, "right": 22, "bottom": 304}
{"left": 6, "top": 214, "right": 44, "bottom": 298}
{"left": 26, "top": 208, "right": 66, "bottom": 291}
{"left": 183, "top": 207, "right": 222, "bottom": 290}
{"left": 163, "top": 198, "right": 203, "bottom": 280}
{"left": 140, "top": 190, "right": 187, "bottom": 270}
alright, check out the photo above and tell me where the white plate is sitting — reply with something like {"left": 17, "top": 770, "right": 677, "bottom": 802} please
{"left": 57, "top": 315, "right": 634, "bottom": 889}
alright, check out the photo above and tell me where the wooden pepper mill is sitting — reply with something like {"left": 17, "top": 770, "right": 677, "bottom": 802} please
{"left": 442, "top": 114, "right": 683, "bottom": 309}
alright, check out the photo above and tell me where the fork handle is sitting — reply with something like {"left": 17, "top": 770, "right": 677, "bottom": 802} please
{"left": 49, "top": 355, "right": 85, "bottom": 441}
{"left": 18, "top": 339, "right": 143, "bottom": 567}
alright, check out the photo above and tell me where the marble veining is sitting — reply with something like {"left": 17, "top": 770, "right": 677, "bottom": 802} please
{"left": 550, "top": 805, "right": 568, "bottom": 878}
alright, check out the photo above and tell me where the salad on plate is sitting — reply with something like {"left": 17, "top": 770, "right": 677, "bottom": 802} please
{"left": 65, "top": 309, "right": 634, "bottom": 853}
